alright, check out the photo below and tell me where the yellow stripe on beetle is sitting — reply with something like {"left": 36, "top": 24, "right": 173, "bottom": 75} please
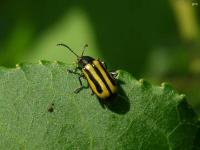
{"left": 92, "top": 60, "right": 117, "bottom": 94}
{"left": 83, "top": 63, "right": 111, "bottom": 99}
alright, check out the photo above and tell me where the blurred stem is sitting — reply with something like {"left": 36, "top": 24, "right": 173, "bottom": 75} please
{"left": 170, "top": 0, "right": 199, "bottom": 41}
{"left": 170, "top": 0, "right": 200, "bottom": 75}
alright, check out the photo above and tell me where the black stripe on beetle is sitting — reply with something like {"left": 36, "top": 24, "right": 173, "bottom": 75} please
{"left": 84, "top": 67, "right": 103, "bottom": 93}
{"left": 92, "top": 63, "right": 113, "bottom": 95}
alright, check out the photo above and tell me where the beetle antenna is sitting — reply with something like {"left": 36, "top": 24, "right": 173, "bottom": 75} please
{"left": 57, "top": 43, "right": 79, "bottom": 58}
{"left": 81, "top": 44, "right": 88, "bottom": 56}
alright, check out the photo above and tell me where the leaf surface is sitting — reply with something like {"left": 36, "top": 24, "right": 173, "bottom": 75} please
{"left": 0, "top": 61, "right": 199, "bottom": 150}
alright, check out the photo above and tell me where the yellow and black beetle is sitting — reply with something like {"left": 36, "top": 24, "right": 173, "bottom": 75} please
{"left": 57, "top": 43, "right": 118, "bottom": 99}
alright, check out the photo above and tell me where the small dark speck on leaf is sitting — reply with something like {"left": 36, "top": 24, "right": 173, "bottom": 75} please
{"left": 48, "top": 103, "right": 54, "bottom": 113}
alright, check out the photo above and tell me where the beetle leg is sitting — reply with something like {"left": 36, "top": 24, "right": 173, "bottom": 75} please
{"left": 74, "top": 75, "right": 85, "bottom": 93}
{"left": 110, "top": 71, "right": 118, "bottom": 79}
{"left": 67, "top": 68, "right": 81, "bottom": 76}
{"left": 81, "top": 79, "right": 93, "bottom": 95}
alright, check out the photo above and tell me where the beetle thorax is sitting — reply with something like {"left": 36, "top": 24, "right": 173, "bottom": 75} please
{"left": 78, "top": 56, "right": 94, "bottom": 68}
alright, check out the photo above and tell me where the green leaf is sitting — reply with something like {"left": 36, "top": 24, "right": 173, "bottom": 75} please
{"left": 0, "top": 61, "right": 199, "bottom": 150}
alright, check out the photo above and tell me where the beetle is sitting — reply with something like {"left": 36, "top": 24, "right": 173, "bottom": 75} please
{"left": 57, "top": 43, "right": 118, "bottom": 99}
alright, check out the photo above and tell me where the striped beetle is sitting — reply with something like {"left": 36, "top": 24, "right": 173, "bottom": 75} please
{"left": 57, "top": 43, "right": 118, "bottom": 99}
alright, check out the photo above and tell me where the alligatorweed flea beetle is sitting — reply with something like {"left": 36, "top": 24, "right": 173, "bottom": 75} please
{"left": 57, "top": 43, "right": 118, "bottom": 99}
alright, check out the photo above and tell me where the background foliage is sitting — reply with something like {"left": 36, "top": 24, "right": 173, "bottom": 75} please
{"left": 0, "top": 0, "right": 200, "bottom": 115}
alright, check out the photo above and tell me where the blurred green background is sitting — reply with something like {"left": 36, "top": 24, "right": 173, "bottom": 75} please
{"left": 0, "top": 0, "right": 200, "bottom": 115}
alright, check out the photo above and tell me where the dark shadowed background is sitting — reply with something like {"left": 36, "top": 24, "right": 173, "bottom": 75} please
{"left": 0, "top": 0, "right": 200, "bottom": 115}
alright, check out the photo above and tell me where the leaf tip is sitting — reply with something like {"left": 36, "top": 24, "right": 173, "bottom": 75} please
{"left": 53, "top": 60, "right": 58, "bottom": 64}
{"left": 53, "top": 60, "right": 65, "bottom": 65}
{"left": 139, "top": 78, "right": 150, "bottom": 87}
{"left": 179, "top": 94, "right": 187, "bottom": 100}
{"left": 38, "top": 60, "right": 43, "bottom": 65}
{"left": 15, "top": 64, "right": 21, "bottom": 69}
{"left": 139, "top": 78, "right": 144, "bottom": 83}
{"left": 161, "top": 82, "right": 173, "bottom": 90}
{"left": 38, "top": 60, "right": 51, "bottom": 65}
